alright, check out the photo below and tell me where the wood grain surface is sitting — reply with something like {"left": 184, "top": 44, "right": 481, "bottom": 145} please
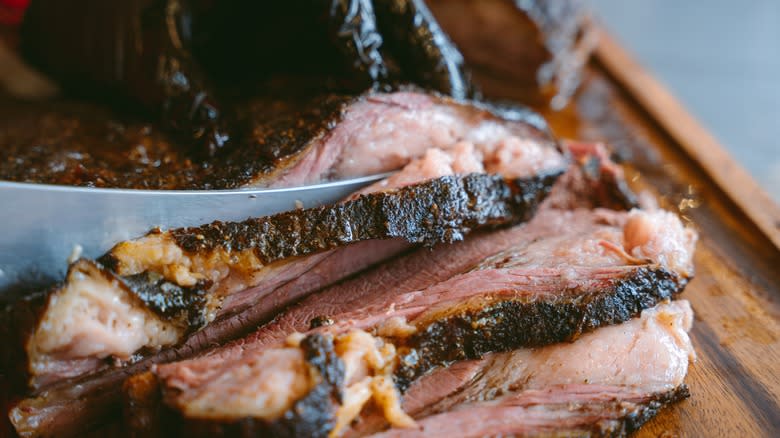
{"left": 532, "top": 30, "right": 780, "bottom": 437}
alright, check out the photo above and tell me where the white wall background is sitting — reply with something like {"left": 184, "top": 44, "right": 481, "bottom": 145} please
{"left": 591, "top": 0, "right": 780, "bottom": 201}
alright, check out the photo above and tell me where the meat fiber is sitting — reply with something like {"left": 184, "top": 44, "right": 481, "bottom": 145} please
{"left": 126, "top": 206, "right": 696, "bottom": 437}
{"left": 372, "top": 386, "right": 689, "bottom": 438}
{"left": 428, "top": 0, "right": 596, "bottom": 108}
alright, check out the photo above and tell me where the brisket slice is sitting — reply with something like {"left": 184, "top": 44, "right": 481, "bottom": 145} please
{"left": 135, "top": 206, "right": 696, "bottom": 437}
{"left": 0, "top": 90, "right": 552, "bottom": 189}
{"left": 355, "top": 300, "right": 695, "bottom": 436}
{"left": 428, "top": 0, "right": 596, "bottom": 108}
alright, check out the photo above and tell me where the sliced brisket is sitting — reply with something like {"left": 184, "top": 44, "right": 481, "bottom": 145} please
{"left": 368, "top": 300, "right": 695, "bottom": 437}
{"left": 13, "top": 167, "right": 563, "bottom": 389}
{"left": 375, "top": 386, "right": 690, "bottom": 438}
{"left": 138, "top": 207, "right": 696, "bottom": 437}
{"left": 6, "top": 142, "right": 646, "bottom": 437}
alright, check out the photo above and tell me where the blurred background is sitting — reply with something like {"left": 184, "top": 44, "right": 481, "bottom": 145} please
{"left": 592, "top": 0, "right": 780, "bottom": 201}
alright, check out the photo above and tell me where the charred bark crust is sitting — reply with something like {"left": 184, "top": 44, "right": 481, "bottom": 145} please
{"left": 395, "top": 267, "right": 686, "bottom": 390}
{"left": 169, "top": 171, "right": 563, "bottom": 262}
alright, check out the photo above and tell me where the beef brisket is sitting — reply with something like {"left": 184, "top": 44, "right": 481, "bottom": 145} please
{"left": 375, "top": 386, "right": 690, "bottom": 438}
{"left": 130, "top": 207, "right": 696, "bottom": 437}
{"left": 4, "top": 140, "right": 571, "bottom": 438}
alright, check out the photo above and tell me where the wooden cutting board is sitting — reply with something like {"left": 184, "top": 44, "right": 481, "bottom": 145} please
{"left": 534, "top": 31, "right": 780, "bottom": 437}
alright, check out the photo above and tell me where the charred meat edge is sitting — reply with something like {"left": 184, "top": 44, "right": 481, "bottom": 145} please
{"left": 143, "top": 204, "right": 697, "bottom": 436}
{"left": 0, "top": 90, "right": 553, "bottom": 190}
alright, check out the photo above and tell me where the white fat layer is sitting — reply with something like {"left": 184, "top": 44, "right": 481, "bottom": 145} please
{"left": 29, "top": 261, "right": 181, "bottom": 370}
{"left": 623, "top": 209, "right": 698, "bottom": 277}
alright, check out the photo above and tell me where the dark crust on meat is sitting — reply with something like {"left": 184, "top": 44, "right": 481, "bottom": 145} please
{"left": 1, "top": 259, "right": 210, "bottom": 392}
{"left": 5, "top": 169, "right": 561, "bottom": 420}
{"left": 373, "top": 0, "right": 474, "bottom": 99}
{"left": 591, "top": 384, "right": 691, "bottom": 437}
{"left": 163, "top": 171, "right": 563, "bottom": 262}
{"left": 212, "top": 94, "right": 356, "bottom": 188}
{"left": 394, "top": 266, "right": 686, "bottom": 390}
{"left": 96, "top": 171, "right": 562, "bottom": 329}
{"left": 71, "top": 259, "right": 212, "bottom": 332}
{"left": 0, "top": 91, "right": 551, "bottom": 190}
{"left": 120, "top": 271, "right": 212, "bottom": 329}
